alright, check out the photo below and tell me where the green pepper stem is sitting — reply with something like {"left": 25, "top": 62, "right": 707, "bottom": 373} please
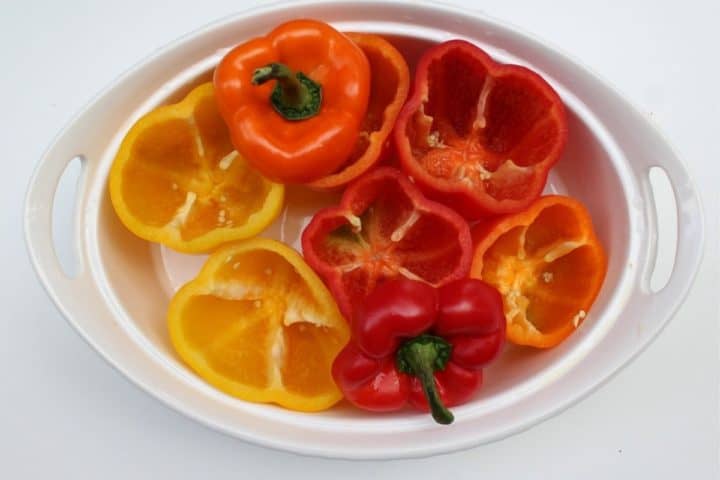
{"left": 252, "top": 63, "right": 309, "bottom": 106}
{"left": 251, "top": 63, "right": 322, "bottom": 121}
{"left": 396, "top": 335, "right": 454, "bottom": 425}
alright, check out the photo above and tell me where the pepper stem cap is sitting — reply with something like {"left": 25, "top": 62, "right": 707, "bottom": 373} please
{"left": 396, "top": 334, "right": 454, "bottom": 425}
{"left": 251, "top": 62, "right": 322, "bottom": 121}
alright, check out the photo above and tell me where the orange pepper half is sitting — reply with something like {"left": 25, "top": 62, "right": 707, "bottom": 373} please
{"left": 470, "top": 195, "right": 607, "bottom": 348}
{"left": 307, "top": 33, "right": 410, "bottom": 190}
{"left": 214, "top": 19, "right": 371, "bottom": 184}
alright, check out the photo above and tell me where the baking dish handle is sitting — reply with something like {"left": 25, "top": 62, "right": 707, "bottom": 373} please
{"left": 24, "top": 132, "right": 93, "bottom": 306}
{"left": 637, "top": 152, "right": 704, "bottom": 311}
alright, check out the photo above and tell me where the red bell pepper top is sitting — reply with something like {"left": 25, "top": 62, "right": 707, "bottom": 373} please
{"left": 332, "top": 277, "right": 506, "bottom": 424}
{"left": 394, "top": 40, "right": 568, "bottom": 219}
{"left": 301, "top": 167, "right": 472, "bottom": 320}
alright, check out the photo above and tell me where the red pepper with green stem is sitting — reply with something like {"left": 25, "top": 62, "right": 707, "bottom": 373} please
{"left": 332, "top": 277, "right": 506, "bottom": 424}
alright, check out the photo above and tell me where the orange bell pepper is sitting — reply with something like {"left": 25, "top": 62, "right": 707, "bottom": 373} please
{"left": 470, "top": 196, "right": 607, "bottom": 348}
{"left": 307, "top": 33, "right": 410, "bottom": 190}
{"left": 214, "top": 19, "right": 371, "bottom": 184}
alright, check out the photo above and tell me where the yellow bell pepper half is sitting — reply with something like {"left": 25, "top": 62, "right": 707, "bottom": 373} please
{"left": 168, "top": 238, "right": 350, "bottom": 412}
{"left": 109, "top": 83, "right": 284, "bottom": 253}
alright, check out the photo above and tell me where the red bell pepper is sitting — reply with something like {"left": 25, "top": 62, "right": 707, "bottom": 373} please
{"left": 332, "top": 277, "right": 506, "bottom": 424}
{"left": 301, "top": 167, "right": 472, "bottom": 320}
{"left": 394, "top": 40, "right": 568, "bottom": 219}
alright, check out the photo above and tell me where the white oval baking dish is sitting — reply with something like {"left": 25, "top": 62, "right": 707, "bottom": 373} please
{"left": 25, "top": 0, "right": 704, "bottom": 460}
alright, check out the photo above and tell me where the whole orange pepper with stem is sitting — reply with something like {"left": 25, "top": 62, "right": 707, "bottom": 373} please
{"left": 214, "top": 19, "right": 370, "bottom": 184}
{"left": 307, "top": 32, "right": 410, "bottom": 190}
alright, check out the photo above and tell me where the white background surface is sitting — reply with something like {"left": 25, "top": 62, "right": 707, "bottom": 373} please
{"left": 3, "top": 0, "right": 718, "bottom": 477}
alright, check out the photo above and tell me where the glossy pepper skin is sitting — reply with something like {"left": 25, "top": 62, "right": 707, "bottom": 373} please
{"left": 332, "top": 277, "right": 506, "bottom": 424}
{"left": 307, "top": 32, "right": 410, "bottom": 190}
{"left": 214, "top": 19, "right": 371, "bottom": 184}
{"left": 301, "top": 167, "right": 472, "bottom": 320}
{"left": 394, "top": 40, "right": 568, "bottom": 219}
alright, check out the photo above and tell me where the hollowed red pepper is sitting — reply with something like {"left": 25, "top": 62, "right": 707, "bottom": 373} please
{"left": 394, "top": 40, "right": 568, "bottom": 219}
{"left": 332, "top": 277, "right": 506, "bottom": 424}
{"left": 301, "top": 167, "right": 472, "bottom": 320}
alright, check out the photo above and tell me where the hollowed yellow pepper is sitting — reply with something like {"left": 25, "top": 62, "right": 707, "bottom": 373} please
{"left": 109, "top": 83, "right": 284, "bottom": 253}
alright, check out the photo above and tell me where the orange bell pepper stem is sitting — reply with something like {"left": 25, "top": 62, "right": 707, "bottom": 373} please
{"left": 251, "top": 62, "right": 322, "bottom": 120}
{"left": 214, "top": 20, "right": 370, "bottom": 184}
